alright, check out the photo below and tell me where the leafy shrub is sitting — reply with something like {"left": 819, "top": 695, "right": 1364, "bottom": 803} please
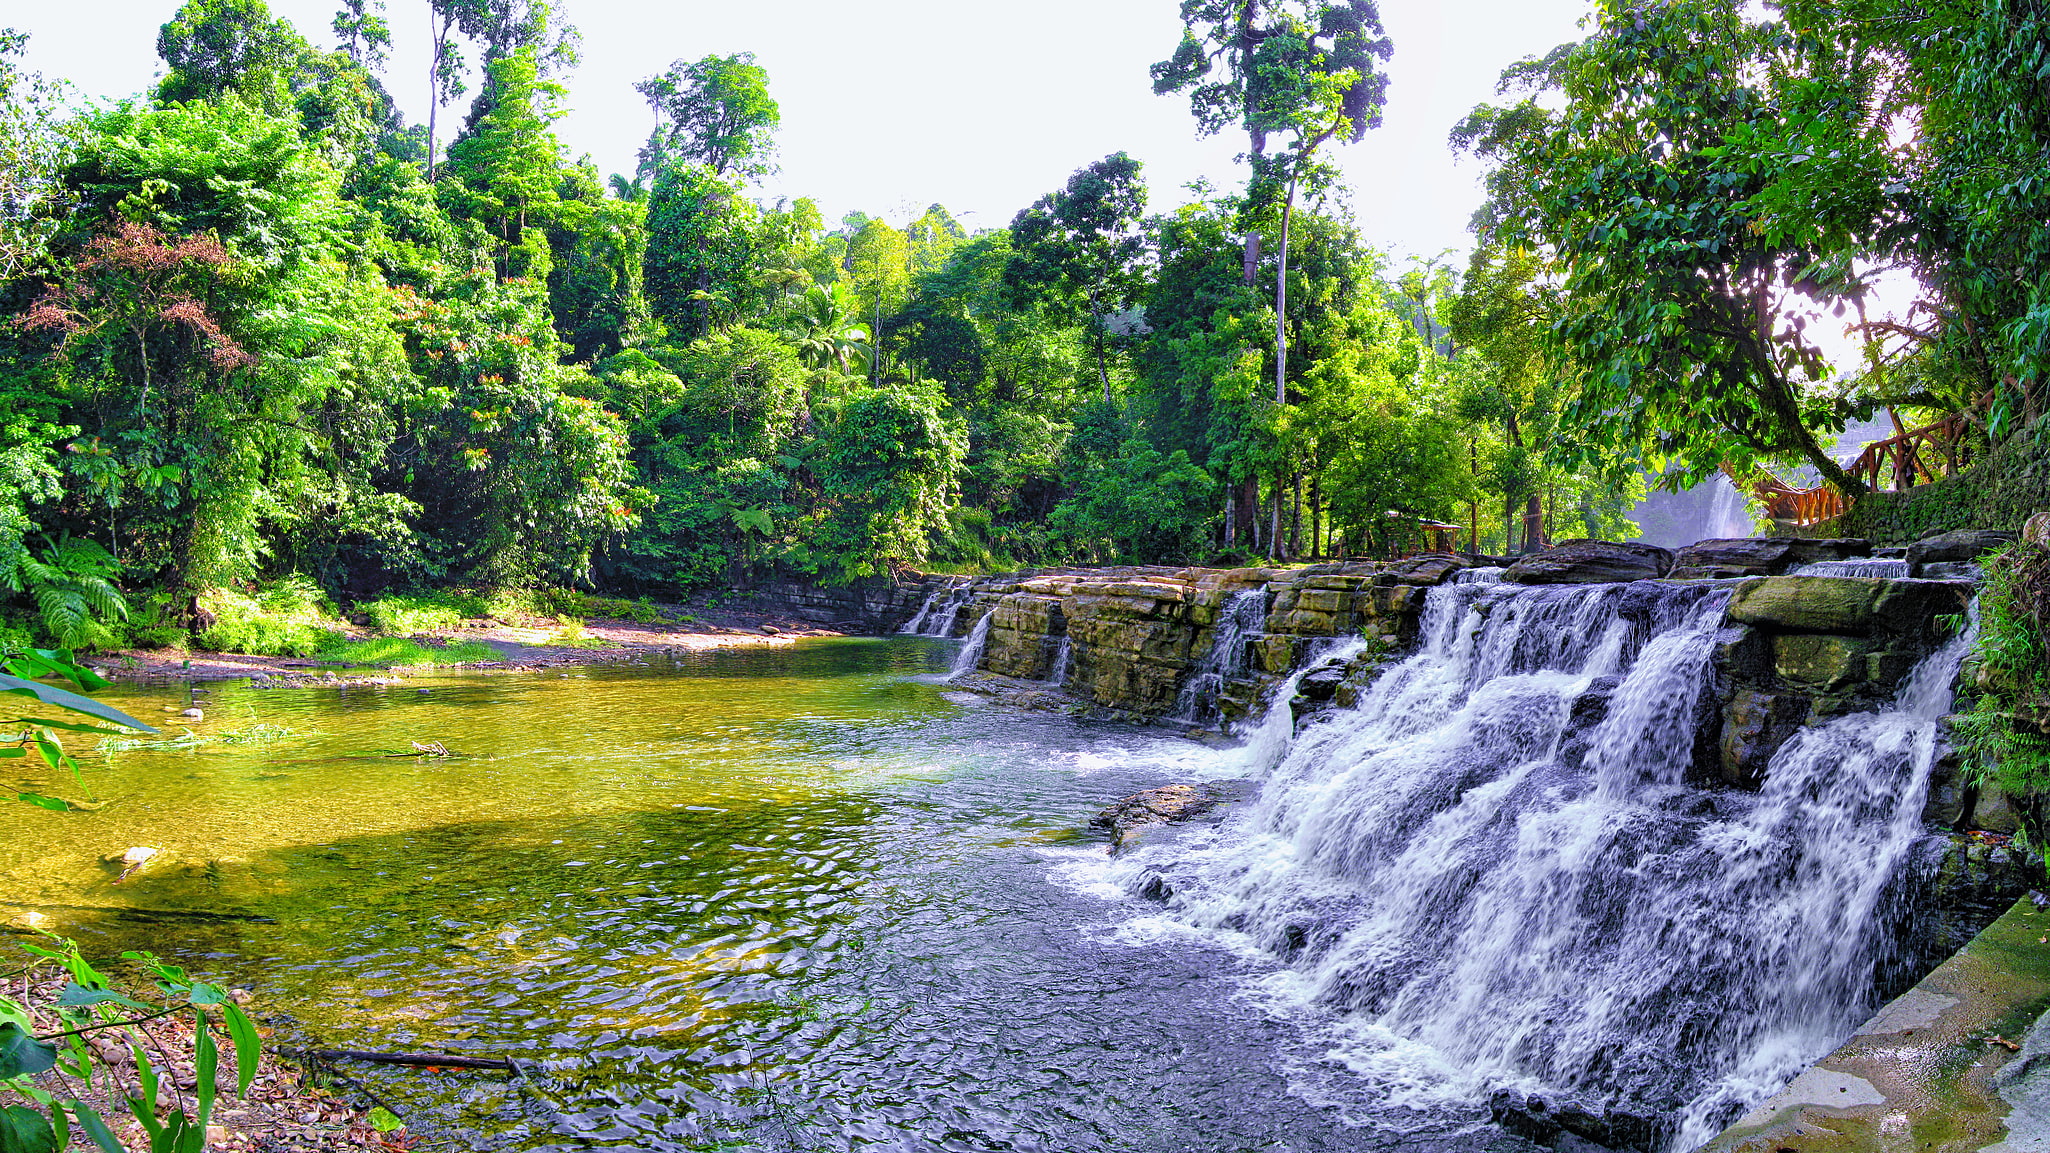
{"left": 545, "top": 617, "right": 614, "bottom": 648}
{"left": 1956, "top": 541, "right": 2050, "bottom": 805}
{"left": 360, "top": 593, "right": 467, "bottom": 635}
{"left": 196, "top": 575, "right": 342, "bottom": 657}
{"left": 582, "top": 595, "right": 664, "bottom": 623}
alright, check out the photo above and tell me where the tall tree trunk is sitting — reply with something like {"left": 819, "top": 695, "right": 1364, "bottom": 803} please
{"left": 1270, "top": 472, "right": 1284, "bottom": 560}
{"left": 1274, "top": 174, "right": 1296, "bottom": 404}
{"left": 1224, "top": 492, "right": 1235, "bottom": 551}
{"left": 1310, "top": 473, "right": 1322, "bottom": 559}
{"left": 1525, "top": 494, "right": 1544, "bottom": 553}
{"left": 1289, "top": 472, "right": 1302, "bottom": 555}
{"left": 1092, "top": 301, "right": 1110, "bottom": 403}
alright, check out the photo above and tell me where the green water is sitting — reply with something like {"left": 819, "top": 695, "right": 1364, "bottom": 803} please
{"left": 0, "top": 639, "right": 1519, "bottom": 1152}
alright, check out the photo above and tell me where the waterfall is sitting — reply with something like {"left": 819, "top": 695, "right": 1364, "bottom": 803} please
{"left": 1705, "top": 471, "right": 1755, "bottom": 539}
{"left": 948, "top": 610, "right": 994, "bottom": 678}
{"left": 1174, "top": 589, "right": 1268, "bottom": 723}
{"left": 1790, "top": 558, "right": 1911, "bottom": 579}
{"left": 1044, "top": 635, "right": 1072, "bottom": 687}
{"left": 900, "top": 583, "right": 972, "bottom": 637}
{"left": 898, "top": 589, "right": 944, "bottom": 635}
{"left": 1118, "top": 578, "right": 1977, "bottom": 1148}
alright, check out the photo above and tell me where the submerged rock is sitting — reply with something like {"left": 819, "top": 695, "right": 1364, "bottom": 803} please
{"left": 1502, "top": 540, "right": 1674, "bottom": 585}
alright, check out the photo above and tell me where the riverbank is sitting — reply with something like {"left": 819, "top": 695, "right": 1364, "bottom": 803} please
{"left": 92, "top": 604, "right": 850, "bottom": 684}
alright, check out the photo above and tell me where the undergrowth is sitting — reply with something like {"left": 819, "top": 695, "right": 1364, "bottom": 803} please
{"left": 1955, "top": 539, "right": 2050, "bottom": 811}
{"left": 197, "top": 576, "right": 342, "bottom": 657}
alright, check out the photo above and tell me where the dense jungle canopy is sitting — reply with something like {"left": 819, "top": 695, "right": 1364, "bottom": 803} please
{"left": 0, "top": 0, "right": 2044, "bottom": 651}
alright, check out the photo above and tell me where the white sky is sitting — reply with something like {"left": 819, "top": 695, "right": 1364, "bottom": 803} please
{"left": 13, "top": 0, "right": 1592, "bottom": 263}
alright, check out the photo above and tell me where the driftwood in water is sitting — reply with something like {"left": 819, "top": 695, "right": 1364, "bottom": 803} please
{"left": 291, "top": 1048, "right": 514, "bottom": 1070}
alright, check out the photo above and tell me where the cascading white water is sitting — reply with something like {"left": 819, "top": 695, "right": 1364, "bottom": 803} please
{"left": 1790, "top": 558, "right": 1911, "bottom": 579}
{"left": 1044, "top": 635, "right": 1072, "bottom": 687}
{"left": 898, "top": 589, "right": 944, "bottom": 635}
{"left": 948, "top": 610, "right": 994, "bottom": 678}
{"left": 901, "top": 583, "right": 973, "bottom": 637}
{"left": 1174, "top": 589, "right": 1268, "bottom": 723}
{"left": 1705, "top": 471, "right": 1755, "bottom": 539}
{"left": 1115, "top": 576, "right": 1977, "bottom": 1149}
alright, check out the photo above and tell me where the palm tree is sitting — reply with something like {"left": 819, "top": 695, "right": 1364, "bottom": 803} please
{"left": 608, "top": 173, "right": 646, "bottom": 202}
{"left": 783, "top": 284, "right": 870, "bottom": 376}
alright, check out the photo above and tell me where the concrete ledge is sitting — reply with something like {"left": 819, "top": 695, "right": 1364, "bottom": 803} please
{"left": 1698, "top": 896, "right": 2050, "bottom": 1152}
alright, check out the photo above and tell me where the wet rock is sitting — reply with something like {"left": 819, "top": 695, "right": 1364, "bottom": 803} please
{"left": 1671, "top": 536, "right": 1867, "bottom": 578}
{"left": 1379, "top": 553, "right": 1472, "bottom": 586}
{"left": 1502, "top": 540, "right": 1674, "bottom": 585}
{"left": 1488, "top": 1088, "right": 1664, "bottom": 1152}
{"left": 1091, "top": 785, "right": 1218, "bottom": 854}
{"left": 1917, "top": 560, "right": 1982, "bottom": 582}
{"left": 1719, "top": 689, "right": 1809, "bottom": 787}
{"left": 1725, "top": 575, "right": 1973, "bottom": 637}
{"left": 1907, "top": 528, "right": 2016, "bottom": 573}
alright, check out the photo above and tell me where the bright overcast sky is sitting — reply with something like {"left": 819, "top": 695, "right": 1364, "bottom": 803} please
{"left": 15, "top": 0, "right": 1591, "bottom": 263}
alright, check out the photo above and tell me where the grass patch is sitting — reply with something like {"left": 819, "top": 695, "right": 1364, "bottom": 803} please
{"left": 542, "top": 619, "right": 616, "bottom": 649}
{"left": 317, "top": 637, "right": 500, "bottom": 666}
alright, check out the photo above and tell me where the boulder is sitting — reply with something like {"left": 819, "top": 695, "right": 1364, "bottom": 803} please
{"left": 1502, "top": 540, "right": 1674, "bottom": 585}
{"left": 1379, "top": 553, "right": 1471, "bottom": 586}
{"left": 1725, "top": 576, "right": 1973, "bottom": 636}
{"left": 1908, "top": 528, "right": 2017, "bottom": 572}
{"left": 1670, "top": 537, "right": 1869, "bottom": 578}
{"left": 1091, "top": 785, "right": 1219, "bottom": 853}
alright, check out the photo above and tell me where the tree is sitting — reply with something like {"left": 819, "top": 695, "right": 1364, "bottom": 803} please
{"left": 635, "top": 53, "right": 780, "bottom": 181}
{"left": 0, "top": 29, "right": 62, "bottom": 284}
{"left": 783, "top": 283, "right": 870, "bottom": 376}
{"left": 331, "top": 0, "right": 391, "bottom": 70}
{"left": 1152, "top": 1, "right": 1392, "bottom": 403}
{"left": 1003, "top": 153, "right": 1149, "bottom": 402}
{"left": 155, "top": 0, "right": 316, "bottom": 114}
{"left": 1454, "top": 0, "right": 1876, "bottom": 495}
{"left": 440, "top": 47, "right": 566, "bottom": 279}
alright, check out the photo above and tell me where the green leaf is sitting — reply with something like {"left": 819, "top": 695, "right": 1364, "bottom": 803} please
{"left": 0, "top": 1023, "right": 57, "bottom": 1080}
{"left": 0, "top": 676, "right": 154, "bottom": 734}
{"left": 221, "top": 1003, "right": 259, "bottom": 1095}
{"left": 14, "top": 717, "right": 130, "bottom": 736}
{"left": 0, "top": 1104, "right": 58, "bottom": 1153}
{"left": 54, "top": 985, "right": 152, "bottom": 1012}
{"left": 10, "top": 794, "right": 68, "bottom": 813}
{"left": 64, "top": 1103, "right": 122, "bottom": 1153}
{"left": 367, "top": 1107, "right": 404, "bottom": 1133}
{"left": 193, "top": 1012, "right": 216, "bottom": 1128}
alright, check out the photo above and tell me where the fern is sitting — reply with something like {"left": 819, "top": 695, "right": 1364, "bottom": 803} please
{"left": 15, "top": 534, "right": 127, "bottom": 650}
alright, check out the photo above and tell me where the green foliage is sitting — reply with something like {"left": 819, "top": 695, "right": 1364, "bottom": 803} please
{"left": 359, "top": 592, "right": 468, "bottom": 634}
{"left": 0, "top": 938, "right": 265, "bottom": 1153}
{"left": 317, "top": 636, "right": 497, "bottom": 665}
{"left": 635, "top": 53, "right": 780, "bottom": 181}
{"left": 1955, "top": 542, "right": 2050, "bottom": 810}
{"left": 5, "top": 536, "right": 126, "bottom": 652}
{"left": 196, "top": 575, "right": 342, "bottom": 657}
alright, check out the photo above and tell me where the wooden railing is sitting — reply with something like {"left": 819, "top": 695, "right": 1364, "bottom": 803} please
{"left": 1743, "top": 413, "right": 1974, "bottom": 527}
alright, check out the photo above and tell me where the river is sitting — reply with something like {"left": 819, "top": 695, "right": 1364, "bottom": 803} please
{"left": 0, "top": 638, "right": 1529, "bottom": 1152}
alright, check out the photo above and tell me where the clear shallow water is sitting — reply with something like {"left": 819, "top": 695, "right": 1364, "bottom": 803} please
{"left": 0, "top": 639, "right": 1530, "bottom": 1153}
